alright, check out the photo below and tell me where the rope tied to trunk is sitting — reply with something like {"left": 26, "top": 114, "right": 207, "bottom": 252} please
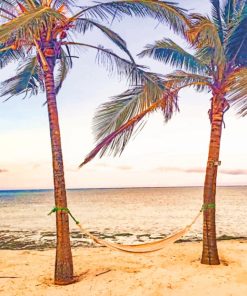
{"left": 201, "top": 203, "right": 216, "bottom": 211}
{"left": 48, "top": 207, "right": 80, "bottom": 224}
{"left": 208, "top": 160, "right": 221, "bottom": 167}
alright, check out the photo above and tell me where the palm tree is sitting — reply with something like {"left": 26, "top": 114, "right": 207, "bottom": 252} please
{"left": 80, "top": 0, "right": 247, "bottom": 265}
{"left": 0, "top": 0, "right": 188, "bottom": 284}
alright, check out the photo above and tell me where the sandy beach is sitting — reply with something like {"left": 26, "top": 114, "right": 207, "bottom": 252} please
{"left": 1, "top": 0, "right": 247, "bottom": 295}
{"left": 1, "top": 240, "right": 247, "bottom": 296}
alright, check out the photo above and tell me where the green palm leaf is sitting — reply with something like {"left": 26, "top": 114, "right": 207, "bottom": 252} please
{"left": 93, "top": 73, "right": 165, "bottom": 143}
{"left": 210, "top": 0, "right": 223, "bottom": 43}
{"left": 165, "top": 70, "right": 211, "bottom": 92}
{"left": 187, "top": 14, "right": 225, "bottom": 65}
{"left": 76, "top": 0, "right": 189, "bottom": 34}
{"left": 55, "top": 49, "right": 72, "bottom": 94}
{"left": 0, "top": 0, "right": 17, "bottom": 10}
{"left": 0, "top": 56, "right": 44, "bottom": 100}
{"left": 74, "top": 18, "right": 135, "bottom": 62}
{"left": 223, "top": 0, "right": 235, "bottom": 25}
{"left": 0, "top": 0, "right": 23, "bottom": 20}
{"left": 52, "top": 0, "right": 75, "bottom": 9}
{"left": 80, "top": 70, "right": 214, "bottom": 169}
{"left": 0, "top": 43, "right": 22, "bottom": 68}
{"left": 226, "top": 3, "right": 247, "bottom": 66}
{"left": 0, "top": 5, "right": 65, "bottom": 43}
{"left": 139, "top": 38, "right": 209, "bottom": 74}
{"left": 65, "top": 42, "right": 154, "bottom": 86}
{"left": 228, "top": 68, "right": 247, "bottom": 115}
{"left": 195, "top": 46, "right": 214, "bottom": 66}
{"left": 80, "top": 74, "right": 178, "bottom": 166}
{"left": 94, "top": 45, "right": 146, "bottom": 84}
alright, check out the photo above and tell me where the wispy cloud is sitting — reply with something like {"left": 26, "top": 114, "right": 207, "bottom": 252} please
{"left": 65, "top": 163, "right": 133, "bottom": 172}
{"left": 95, "top": 163, "right": 111, "bottom": 168}
{"left": 116, "top": 165, "right": 132, "bottom": 171}
{"left": 155, "top": 167, "right": 204, "bottom": 173}
{"left": 220, "top": 169, "right": 247, "bottom": 175}
{"left": 0, "top": 169, "right": 8, "bottom": 173}
{"left": 155, "top": 167, "right": 247, "bottom": 175}
{"left": 95, "top": 163, "right": 133, "bottom": 171}
{"left": 32, "top": 163, "right": 41, "bottom": 170}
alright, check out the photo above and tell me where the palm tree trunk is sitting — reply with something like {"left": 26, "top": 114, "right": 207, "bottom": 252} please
{"left": 201, "top": 94, "right": 225, "bottom": 265}
{"left": 43, "top": 57, "right": 74, "bottom": 284}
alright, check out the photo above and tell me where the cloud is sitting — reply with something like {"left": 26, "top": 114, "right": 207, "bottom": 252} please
{"left": 0, "top": 169, "right": 8, "bottom": 173}
{"left": 155, "top": 167, "right": 247, "bottom": 175}
{"left": 220, "top": 169, "right": 247, "bottom": 175}
{"left": 95, "top": 163, "right": 111, "bottom": 168}
{"left": 182, "top": 168, "right": 204, "bottom": 173}
{"left": 32, "top": 164, "right": 41, "bottom": 170}
{"left": 155, "top": 167, "right": 204, "bottom": 173}
{"left": 95, "top": 163, "right": 133, "bottom": 171}
{"left": 116, "top": 165, "right": 132, "bottom": 171}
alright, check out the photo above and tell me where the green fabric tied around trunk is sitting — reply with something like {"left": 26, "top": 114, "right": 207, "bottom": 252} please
{"left": 48, "top": 207, "right": 80, "bottom": 224}
{"left": 201, "top": 203, "right": 216, "bottom": 211}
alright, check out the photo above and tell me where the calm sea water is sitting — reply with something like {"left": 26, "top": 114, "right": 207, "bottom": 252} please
{"left": 0, "top": 187, "right": 246, "bottom": 249}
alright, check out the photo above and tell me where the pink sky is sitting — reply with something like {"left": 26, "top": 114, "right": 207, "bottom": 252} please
{"left": 0, "top": 1, "right": 247, "bottom": 189}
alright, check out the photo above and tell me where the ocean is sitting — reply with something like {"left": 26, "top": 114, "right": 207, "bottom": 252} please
{"left": 0, "top": 187, "right": 246, "bottom": 250}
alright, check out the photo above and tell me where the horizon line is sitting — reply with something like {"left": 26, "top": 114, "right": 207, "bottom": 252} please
{"left": 0, "top": 185, "right": 247, "bottom": 191}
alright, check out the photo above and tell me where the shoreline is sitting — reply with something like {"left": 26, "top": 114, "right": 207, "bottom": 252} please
{"left": 1, "top": 240, "right": 247, "bottom": 295}
{"left": 1, "top": 185, "right": 247, "bottom": 192}
{"left": 1, "top": 229, "right": 246, "bottom": 250}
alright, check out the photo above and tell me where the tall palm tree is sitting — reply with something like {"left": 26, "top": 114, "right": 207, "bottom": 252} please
{"left": 0, "top": 0, "right": 188, "bottom": 285}
{"left": 80, "top": 0, "right": 247, "bottom": 265}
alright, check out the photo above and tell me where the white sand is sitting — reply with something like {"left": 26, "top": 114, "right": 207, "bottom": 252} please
{"left": 1, "top": 240, "right": 247, "bottom": 296}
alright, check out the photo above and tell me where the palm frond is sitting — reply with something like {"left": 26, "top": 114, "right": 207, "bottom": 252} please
{"left": 75, "top": 0, "right": 189, "bottom": 34}
{"left": 0, "top": 8, "right": 16, "bottom": 20}
{"left": 0, "top": 43, "right": 22, "bottom": 68}
{"left": 80, "top": 78, "right": 178, "bottom": 166}
{"left": 226, "top": 3, "right": 247, "bottom": 66}
{"left": 210, "top": 0, "right": 223, "bottom": 43}
{"left": 139, "top": 38, "right": 209, "bottom": 74}
{"left": 64, "top": 42, "right": 159, "bottom": 86}
{"left": 74, "top": 18, "right": 135, "bottom": 62}
{"left": 227, "top": 68, "right": 247, "bottom": 115}
{"left": 0, "top": 1, "right": 39, "bottom": 17}
{"left": 187, "top": 14, "right": 225, "bottom": 65}
{"left": 52, "top": 0, "right": 75, "bottom": 9}
{"left": 223, "top": 0, "right": 235, "bottom": 25}
{"left": 0, "top": 56, "right": 44, "bottom": 100}
{"left": 0, "top": 5, "right": 66, "bottom": 43}
{"left": 235, "top": 0, "right": 246, "bottom": 12}
{"left": 165, "top": 70, "right": 212, "bottom": 92}
{"left": 195, "top": 46, "right": 214, "bottom": 66}
{"left": 94, "top": 45, "right": 144, "bottom": 84}
{"left": 55, "top": 48, "right": 72, "bottom": 94}
{"left": 93, "top": 74, "right": 165, "bottom": 143}
{"left": 80, "top": 98, "right": 159, "bottom": 167}
{"left": 0, "top": 0, "right": 16, "bottom": 10}
{"left": 0, "top": 0, "right": 18, "bottom": 21}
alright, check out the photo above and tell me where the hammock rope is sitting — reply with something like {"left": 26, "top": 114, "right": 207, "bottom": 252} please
{"left": 48, "top": 203, "right": 214, "bottom": 253}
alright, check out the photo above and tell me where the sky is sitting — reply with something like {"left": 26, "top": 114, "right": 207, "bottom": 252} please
{"left": 0, "top": 0, "right": 247, "bottom": 189}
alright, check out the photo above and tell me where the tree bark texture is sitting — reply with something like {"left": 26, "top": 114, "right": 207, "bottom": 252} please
{"left": 43, "top": 56, "right": 74, "bottom": 284}
{"left": 201, "top": 93, "right": 226, "bottom": 265}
